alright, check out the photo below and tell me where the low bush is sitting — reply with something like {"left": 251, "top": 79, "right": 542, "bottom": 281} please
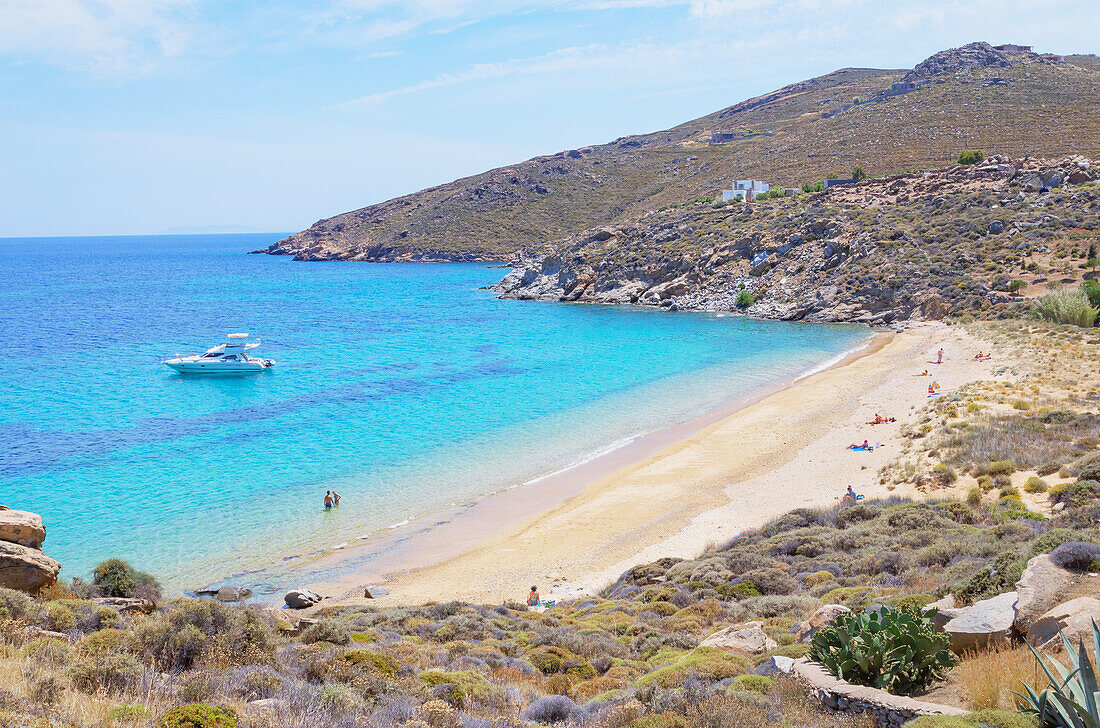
{"left": 1023, "top": 477, "right": 1048, "bottom": 494}
{"left": 1032, "top": 289, "right": 1098, "bottom": 328}
{"left": 958, "top": 150, "right": 984, "bottom": 165}
{"left": 92, "top": 559, "right": 162, "bottom": 601}
{"left": 155, "top": 704, "right": 237, "bottom": 728}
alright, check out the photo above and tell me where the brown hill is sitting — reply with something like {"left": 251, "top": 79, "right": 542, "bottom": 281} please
{"left": 258, "top": 42, "right": 1100, "bottom": 262}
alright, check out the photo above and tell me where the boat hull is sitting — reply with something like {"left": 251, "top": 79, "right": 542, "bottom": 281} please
{"left": 164, "top": 360, "right": 274, "bottom": 374}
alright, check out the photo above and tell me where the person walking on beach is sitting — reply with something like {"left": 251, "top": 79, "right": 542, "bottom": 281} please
{"left": 527, "top": 586, "right": 541, "bottom": 607}
{"left": 936, "top": 347, "right": 944, "bottom": 364}
{"left": 324, "top": 491, "right": 334, "bottom": 509}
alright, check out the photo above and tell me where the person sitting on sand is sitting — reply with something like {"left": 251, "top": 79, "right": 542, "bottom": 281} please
{"left": 844, "top": 485, "right": 864, "bottom": 502}
{"left": 527, "top": 586, "right": 541, "bottom": 607}
{"left": 974, "top": 352, "right": 984, "bottom": 360}
{"left": 324, "top": 491, "right": 334, "bottom": 509}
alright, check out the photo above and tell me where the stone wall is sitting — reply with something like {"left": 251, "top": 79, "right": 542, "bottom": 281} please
{"left": 793, "top": 659, "right": 965, "bottom": 728}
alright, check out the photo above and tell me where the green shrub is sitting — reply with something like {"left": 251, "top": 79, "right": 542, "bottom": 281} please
{"left": 967, "top": 487, "right": 982, "bottom": 506}
{"left": 730, "top": 674, "right": 774, "bottom": 693}
{"left": 808, "top": 605, "right": 956, "bottom": 694}
{"left": 92, "top": 559, "right": 162, "bottom": 601}
{"left": 717, "top": 581, "right": 760, "bottom": 599}
{"left": 736, "top": 290, "right": 755, "bottom": 308}
{"left": 933, "top": 464, "right": 957, "bottom": 485}
{"left": 1033, "top": 289, "right": 1098, "bottom": 328}
{"left": 338, "top": 649, "right": 399, "bottom": 677}
{"left": 1009, "top": 280, "right": 1027, "bottom": 293}
{"left": 155, "top": 704, "right": 237, "bottom": 728}
{"left": 631, "top": 714, "right": 689, "bottom": 728}
{"left": 988, "top": 460, "right": 1017, "bottom": 476}
{"left": 958, "top": 150, "right": 984, "bottom": 165}
{"left": 44, "top": 602, "right": 77, "bottom": 631}
{"left": 317, "top": 684, "right": 360, "bottom": 712}
{"left": 1024, "top": 477, "right": 1048, "bottom": 494}
{"left": 903, "top": 710, "right": 1037, "bottom": 728}
{"left": 1082, "top": 279, "right": 1100, "bottom": 308}
{"left": 300, "top": 618, "right": 351, "bottom": 645}
{"left": 108, "top": 704, "right": 148, "bottom": 723}
{"left": 0, "top": 587, "right": 35, "bottom": 622}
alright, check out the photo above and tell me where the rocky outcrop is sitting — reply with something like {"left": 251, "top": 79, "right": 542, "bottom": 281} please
{"left": 0, "top": 509, "right": 46, "bottom": 549}
{"left": 0, "top": 541, "right": 59, "bottom": 594}
{"left": 902, "top": 42, "right": 1014, "bottom": 83}
{"left": 943, "top": 591, "right": 1018, "bottom": 651}
{"left": 0, "top": 507, "right": 59, "bottom": 593}
{"left": 700, "top": 621, "right": 777, "bottom": 654}
{"left": 284, "top": 589, "right": 323, "bottom": 609}
{"left": 92, "top": 597, "right": 155, "bottom": 614}
{"left": 1014, "top": 554, "right": 1076, "bottom": 632}
{"left": 1026, "top": 597, "right": 1100, "bottom": 648}
{"left": 495, "top": 155, "right": 1100, "bottom": 324}
{"left": 795, "top": 604, "right": 851, "bottom": 643}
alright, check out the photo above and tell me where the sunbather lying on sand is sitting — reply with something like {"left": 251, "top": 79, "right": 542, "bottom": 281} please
{"left": 847, "top": 440, "right": 872, "bottom": 450}
{"left": 867, "top": 414, "right": 896, "bottom": 424}
{"left": 915, "top": 369, "right": 930, "bottom": 376}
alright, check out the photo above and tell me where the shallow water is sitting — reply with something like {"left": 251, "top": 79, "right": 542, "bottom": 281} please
{"left": 0, "top": 233, "right": 869, "bottom": 589}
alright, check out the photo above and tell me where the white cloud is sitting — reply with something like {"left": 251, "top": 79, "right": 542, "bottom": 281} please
{"left": 0, "top": 0, "right": 194, "bottom": 72}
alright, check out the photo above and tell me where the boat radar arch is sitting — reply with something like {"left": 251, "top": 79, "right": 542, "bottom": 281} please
{"left": 227, "top": 333, "right": 249, "bottom": 339}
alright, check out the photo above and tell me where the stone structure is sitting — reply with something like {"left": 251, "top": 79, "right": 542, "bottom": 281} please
{"left": 794, "top": 659, "right": 965, "bottom": 728}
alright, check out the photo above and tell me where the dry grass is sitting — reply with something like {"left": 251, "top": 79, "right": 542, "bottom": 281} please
{"left": 955, "top": 644, "right": 1044, "bottom": 710}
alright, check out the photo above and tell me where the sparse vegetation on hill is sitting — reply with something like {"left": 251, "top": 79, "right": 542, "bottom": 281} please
{"left": 259, "top": 43, "right": 1100, "bottom": 262}
{"left": 496, "top": 155, "right": 1100, "bottom": 324}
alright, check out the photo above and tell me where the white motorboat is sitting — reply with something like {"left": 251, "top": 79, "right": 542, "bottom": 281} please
{"left": 163, "top": 333, "right": 276, "bottom": 374}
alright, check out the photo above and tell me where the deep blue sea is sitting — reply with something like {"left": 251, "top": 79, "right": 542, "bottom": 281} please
{"left": 0, "top": 234, "right": 869, "bottom": 590}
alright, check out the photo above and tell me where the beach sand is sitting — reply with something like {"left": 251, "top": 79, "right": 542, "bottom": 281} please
{"left": 304, "top": 320, "right": 991, "bottom": 608}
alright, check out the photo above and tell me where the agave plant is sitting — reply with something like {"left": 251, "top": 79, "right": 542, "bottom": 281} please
{"left": 1015, "top": 620, "right": 1100, "bottom": 728}
{"left": 808, "top": 605, "right": 957, "bottom": 695}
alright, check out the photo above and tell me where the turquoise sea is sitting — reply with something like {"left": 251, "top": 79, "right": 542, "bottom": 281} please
{"left": 0, "top": 233, "right": 870, "bottom": 591}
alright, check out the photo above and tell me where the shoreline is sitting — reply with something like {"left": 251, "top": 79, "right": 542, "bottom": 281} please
{"left": 206, "top": 328, "right": 881, "bottom": 601}
{"left": 292, "top": 326, "right": 928, "bottom": 607}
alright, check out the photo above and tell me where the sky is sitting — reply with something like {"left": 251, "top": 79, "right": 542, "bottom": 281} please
{"left": 0, "top": 0, "right": 1097, "bottom": 237}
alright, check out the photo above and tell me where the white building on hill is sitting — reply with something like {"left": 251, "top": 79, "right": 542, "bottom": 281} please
{"left": 722, "top": 179, "right": 770, "bottom": 202}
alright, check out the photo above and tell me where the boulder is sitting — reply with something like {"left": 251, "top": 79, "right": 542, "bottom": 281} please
{"left": 754, "top": 655, "right": 796, "bottom": 677}
{"left": 943, "top": 591, "right": 1018, "bottom": 651}
{"left": 795, "top": 604, "right": 851, "bottom": 643}
{"left": 700, "top": 621, "right": 777, "bottom": 654}
{"left": 923, "top": 594, "right": 962, "bottom": 632}
{"left": 1014, "top": 555, "right": 1075, "bottom": 631}
{"left": 0, "top": 509, "right": 46, "bottom": 549}
{"left": 284, "top": 589, "right": 323, "bottom": 609}
{"left": 988, "top": 220, "right": 1005, "bottom": 235}
{"left": 0, "top": 540, "right": 59, "bottom": 593}
{"left": 217, "top": 586, "right": 252, "bottom": 602}
{"left": 1026, "top": 597, "right": 1100, "bottom": 648}
{"left": 363, "top": 585, "right": 389, "bottom": 599}
{"left": 92, "top": 597, "right": 155, "bottom": 614}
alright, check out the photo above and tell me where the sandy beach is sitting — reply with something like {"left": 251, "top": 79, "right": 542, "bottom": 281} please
{"left": 303, "top": 320, "right": 993, "bottom": 608}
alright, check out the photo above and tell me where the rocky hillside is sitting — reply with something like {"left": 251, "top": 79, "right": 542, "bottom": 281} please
{"left": 259, "top": 42, "right": 1100, "bottom": 262}
{"left": 495, "top": 155, "right": 1100, "bottom": 324}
